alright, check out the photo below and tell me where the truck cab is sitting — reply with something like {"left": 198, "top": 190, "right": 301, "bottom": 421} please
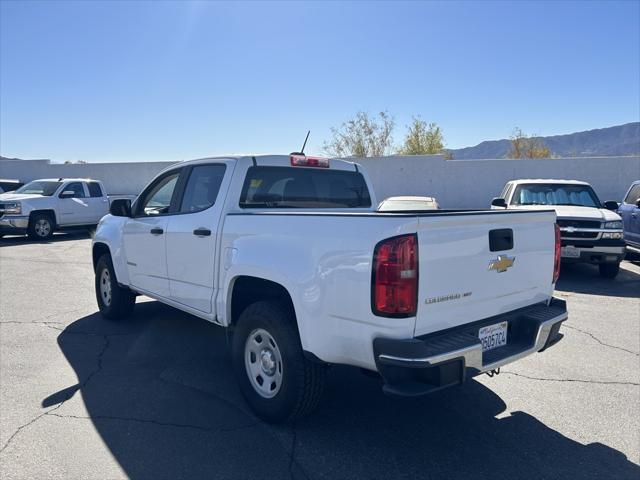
{"left": 492, "top": 179, "right": 625, "bottom": 278}
{"left": 0, "top": 178, "right": 112, "bottom": 240}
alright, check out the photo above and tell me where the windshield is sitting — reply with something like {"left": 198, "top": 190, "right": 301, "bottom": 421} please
{"left": 15, "top": 181, "right": 62, "bottom": 196}
{"left": 512, "top": 184, "right": 601, "bottom": 207}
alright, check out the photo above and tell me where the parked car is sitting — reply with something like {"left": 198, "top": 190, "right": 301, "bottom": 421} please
{"left": 93, "top": 154, "right": 567, "bottom": 423}
{"left": 0, "top": 178, "right": 134, "bottom": 240}
{"left": 618, "top": 180, "right": 640, "bottom": 250}
{"left": 0, "top": 179, "right": 24, "bottom": 193}
{"left": 491, "top": 179, "right": 625, "bottom": 278}
{"left": 378, "top": 195, "right": 439, "bottom": 211}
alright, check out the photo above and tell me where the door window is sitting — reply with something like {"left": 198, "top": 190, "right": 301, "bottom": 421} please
{"left": 137, "top": 171, "right": 181, "bottom": 216}
{"left": 179, "top": 164, "right": 227, "bottom": 213}
{"left": 624, "top": 185, "right": 640, "bottom": 205}
{"left": 87, "top": 182, "right": 103, "bottom": 197}
{"left": 63, "top": 182, "right": 87, "bottom": 198}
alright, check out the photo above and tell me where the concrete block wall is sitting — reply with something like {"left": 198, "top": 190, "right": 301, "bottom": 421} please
{"left": 2, "top": 155, "right": 639, "bottom": 208}
{"left": 0, "top": 159, "right": 175, "bottom": 195}
{"left": 357, "top": 155, "right": 640, "bottom": 208}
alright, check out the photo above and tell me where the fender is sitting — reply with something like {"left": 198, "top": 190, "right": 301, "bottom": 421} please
{"left": 92, "top": 215, "right": 130, "bottom": 286}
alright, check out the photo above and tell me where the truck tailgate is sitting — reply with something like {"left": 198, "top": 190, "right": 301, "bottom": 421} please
{"left": 414, "top": 210, "right": 556, "bottom": 336}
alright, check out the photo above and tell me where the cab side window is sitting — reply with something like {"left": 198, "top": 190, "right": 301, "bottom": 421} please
{"left": 137, "top": 171, "right": 181, "bottom": 216}
{"left": 179, "top": 164, "right": 226, "bottom": 213}
{"left": 63, "top": 182, "right": 86, "bottom": 198}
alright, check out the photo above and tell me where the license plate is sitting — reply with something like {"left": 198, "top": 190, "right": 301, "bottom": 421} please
{"left": 479, "top": 321, "right": 508, "bottom": 352}
{"left": 561, "top": 246, "right": 580, "bottom": 258}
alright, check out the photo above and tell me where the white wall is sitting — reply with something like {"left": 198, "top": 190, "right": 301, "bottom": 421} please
{"left": 0, "top": 159, "right": 174, "bottom": 195}
{"left": 2, "top": 155, "right": 639, "bottom": 208}
{"left": 358, "top": 155, "right": 640, "bottom": 208}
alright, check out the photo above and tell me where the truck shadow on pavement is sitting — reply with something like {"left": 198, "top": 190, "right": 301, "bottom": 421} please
{"left": 0, "top": 230, "right": 92, "bottom": 247}
{"left": 556, "top": 261, "right": 640, "bottom": 298}
{"left": 47, "top": 301, "right": 639, "bottom": 480}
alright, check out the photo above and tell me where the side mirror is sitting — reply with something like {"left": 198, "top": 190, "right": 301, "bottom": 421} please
{"left": 491, "top": 197, "right": 507, "bottom": 208}
{"left": 636, "top": 198, "right": 640, "bottom": 208}
{"left": 110, "top": 199, "right": 132, "bottom": 217}
{"left": 59, "top": 190, "right": 76, "bottom": 199}
{"left": 603, "top": 200, "right": 619, "bottom": 211}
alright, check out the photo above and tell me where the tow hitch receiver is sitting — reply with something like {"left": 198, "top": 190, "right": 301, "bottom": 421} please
{"left": 486, "top": 368, "right": 500, "bottom": 378}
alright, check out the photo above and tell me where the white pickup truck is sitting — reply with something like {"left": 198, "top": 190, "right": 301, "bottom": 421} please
{"left": 0, "top": 178, "right": 132, "bottom": 240}
{"left": 93, "top": 154, "right": 567, "bottom": 422}
{"left": 491, "top": 179, "right": 626, "bottom": 278}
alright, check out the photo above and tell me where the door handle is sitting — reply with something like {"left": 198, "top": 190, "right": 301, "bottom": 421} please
{"left": 150, "top": 227, "right": 164, "bottom": 235}
{"left": 193, "top": 228, "right": 212, "bottom": 237}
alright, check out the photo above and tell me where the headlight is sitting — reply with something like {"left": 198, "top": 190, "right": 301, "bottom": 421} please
{"left": 1, "top": 202, "right": 21, "bottom": 214}
{"left": 603, "top": 221, "right": 623, "bottom": 229}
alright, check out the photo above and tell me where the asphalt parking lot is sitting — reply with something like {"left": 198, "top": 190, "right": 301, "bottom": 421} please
{"left": 0, "top": 233, "right": 638, "bottom": 480}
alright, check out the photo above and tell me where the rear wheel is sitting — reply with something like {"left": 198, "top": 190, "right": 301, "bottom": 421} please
{"left": 599, "top": 262, "right": 620, "bottom": 279}
{"left": 28, "top": 213, "right": 54, "bottom": 240}
{"left": 232, "top": 301, "right": 326, "bottom": 423}
{"left": 95, "top": 254, "right": 136, "bottom": 319}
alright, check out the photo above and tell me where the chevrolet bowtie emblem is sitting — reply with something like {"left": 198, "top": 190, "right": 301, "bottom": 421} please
{"left": 488, "top": 255, "right": 515, "bottom": 273}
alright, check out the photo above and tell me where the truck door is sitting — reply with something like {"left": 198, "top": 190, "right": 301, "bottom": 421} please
{"left": 85, "top": 181, "right": 110, "bottom": 223}
{"left": 57, "top": 181, "right": 91, "bottom": 224}
{"left": 165, "top": 161, "right": 234, "bottom": 314}
{"left": 122, "top": 168, "right": 183, "bottom": 299}
{"left": 620, "top": 183, "right": 640, "bottom": 246}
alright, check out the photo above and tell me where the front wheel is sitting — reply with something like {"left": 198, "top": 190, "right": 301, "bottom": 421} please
{"left": 599, "top": 262, "right": 620, "bottom": 279}
{"left": 95, "top": 254, "right": 136, "bottom": 319}
{"left": 28, "top": 213, "right": 54, "bottom": 240}
{"left": 232, "top": 301, "right": 326, "bottom": 423}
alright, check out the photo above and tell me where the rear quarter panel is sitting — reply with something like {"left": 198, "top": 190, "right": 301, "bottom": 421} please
{"left": 219, "top": 213, "right": 418, "bottom": 369}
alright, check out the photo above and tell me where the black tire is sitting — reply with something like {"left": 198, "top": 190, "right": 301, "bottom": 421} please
{"left": 599, "top": 262, "right": 620, "bottom": 279}
{"left": 27, "top": 212, "right": 55, "bottom": 240}
{"left": 231, "top": 301, "right": 326, "bottom": 423}
{"left": 95, "top": 253, "right": 136, "bottom": 319}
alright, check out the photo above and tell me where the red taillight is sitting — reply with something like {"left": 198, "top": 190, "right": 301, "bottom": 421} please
{"left": 290, "top": 154, "right": 330, "bottom": 168}
{"left": 372, "top": 234, "right": 418, "bottom": 317}
{"left": 553, "top": 223, "right": 561, "bottom": 284}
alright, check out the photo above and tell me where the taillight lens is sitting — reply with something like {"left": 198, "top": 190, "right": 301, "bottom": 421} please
{"left": 553, "top": 223, "right": 561, "bottom": 284}
{"left": 372, "top": 234, "right": 418, "bottom": 317}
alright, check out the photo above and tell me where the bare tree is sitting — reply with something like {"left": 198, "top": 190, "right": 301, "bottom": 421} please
{"left": 508, "top": 127, "right": 551, "bottom": 159}
{"left": 398, "top": 118, "right": 445, "bottom": 155}
{"left": 323, "top": 111, "right": 395, "bottom": 157}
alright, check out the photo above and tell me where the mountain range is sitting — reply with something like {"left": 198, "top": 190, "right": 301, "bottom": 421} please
{"left": 450, "top": 122, "right": 640, "bottom": 159}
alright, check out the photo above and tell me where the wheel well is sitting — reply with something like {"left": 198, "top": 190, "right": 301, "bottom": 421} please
{"left": 29, "top": 209, "right": 57, "bottom": 226}
{"left": 230, "top": 276, "right": 295, "bottom": 327}
{"left": 92, "top": 243, "right": 111, "bottom": 272}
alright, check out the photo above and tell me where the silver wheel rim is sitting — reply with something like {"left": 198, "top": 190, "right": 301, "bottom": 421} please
{"left": 244, "top": 328, "right": 283, "bottom": 398}
{"left": 34, "top": 219, "right": 51, "bottom": 237}
{"left": 100, "top": 268, "right": 112, "bottom": 306}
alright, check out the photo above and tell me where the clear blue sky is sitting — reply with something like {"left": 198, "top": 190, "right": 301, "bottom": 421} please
{"left": 1, "top": 1, "right": 639, "bottom": 162}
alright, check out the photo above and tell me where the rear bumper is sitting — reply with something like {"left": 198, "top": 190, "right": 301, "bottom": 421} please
{"left": 373, "top": 298, "right": 568, "bottom": 397}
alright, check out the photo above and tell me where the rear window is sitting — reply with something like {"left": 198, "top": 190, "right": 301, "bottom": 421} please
{"left": 239, "top": 166, "right": 371, "bottom": 209}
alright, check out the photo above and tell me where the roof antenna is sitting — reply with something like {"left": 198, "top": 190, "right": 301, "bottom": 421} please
{"left": 291, "top": 130, "right": 310, "bottom": 156}
{"left": 300, "top": 130, "right": 310, "bottom": 154}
